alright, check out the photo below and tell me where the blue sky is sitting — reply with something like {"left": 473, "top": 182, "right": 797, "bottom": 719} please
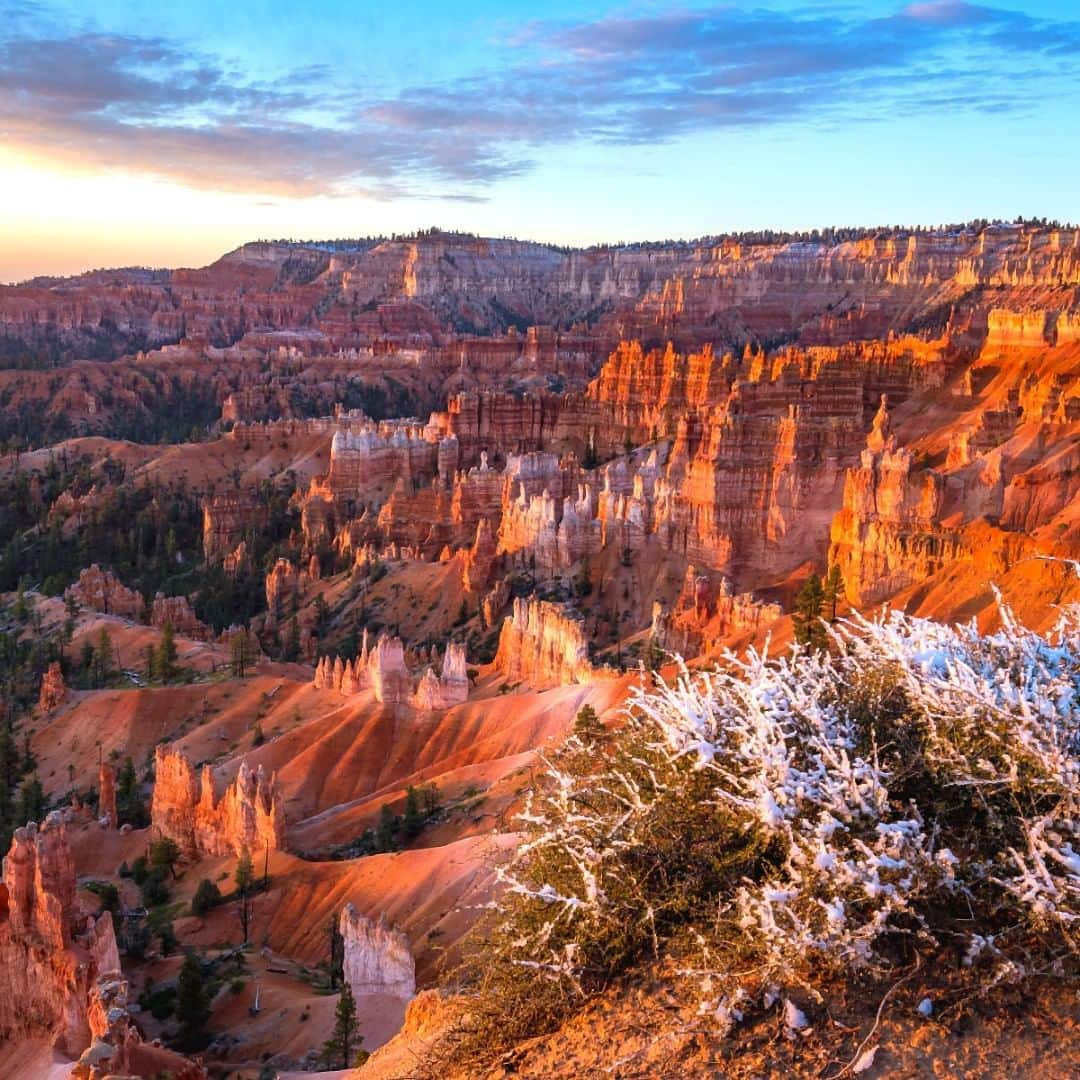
{"left": 1, "top": 1, "right": 1078, "bottom": 279}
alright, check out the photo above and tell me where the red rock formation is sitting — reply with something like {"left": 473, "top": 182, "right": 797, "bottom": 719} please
{"left": 222, "top": 539, "right": 249, "bottom": 576}
{"left": 828, "top": 442, "right": 961, "bottom": 606}
{"left": 151, "top": 746, "right": 286, "bottom": 860}
{"left": 0, "top": 812, "right": 205, "bottom": 1075}
{"left": 39, "top": 660, "right": 66, "bottom": 713}
{"left": 265, "top": 557, "right": 303, "bottom": 621}
{"left": 482, "top": 578, "right": 511, "bottom": 628}
{"left": 651, "top": 569, "right": 781, "bottom": 657}
{"left": 327, "top": 421, "right": 440, "bottom": 499}
{"left": 66, "top": 564, "right": 144, "bottom": 619}
{"left": 98, "top": 760, "right": 118, "bottom": 829}
{"left": 3, "top": 814, "right": 76, "bottom": 949}
{"left": 150, "top": 592, "right": 209, "bottom": 640}
{"left": 314, "top": 634, "right": 468, "bottom": 709}
{"left": 202, "top": 489, "right": 267, "bottom": 561}
{"left": 984, "top": 308, "right": 1051, "bottom": 351}
{"left": 77, "top": 969, "right": 206, "bottom": 1079}
{"left": 493, "top": 598, "right": 597, "bottom": 687}
{"left": 462, "top": 518, "right": 497, "bottom": 593}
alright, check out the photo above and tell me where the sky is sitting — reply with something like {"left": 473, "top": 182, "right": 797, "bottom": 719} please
{"left": 1, "top": 0, "right": 1078, "bottom": 281}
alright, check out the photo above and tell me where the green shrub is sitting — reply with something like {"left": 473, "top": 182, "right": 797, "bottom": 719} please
{"left": 191, "top": 878, "right": 223, "bottom": 916}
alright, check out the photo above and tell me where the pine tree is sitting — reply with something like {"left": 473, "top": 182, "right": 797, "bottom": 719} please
{"left": 644, "top": 636, "right": 665, "bottom": 672}
{"left": 94, "top": 627, "right": 114, "bottom": 685}
{"left": 115, "top": 756, "right": 146, "bottom": 827}
{"left": 79, "top": 639, "right": 96, "bottom": 688}
{"left": 328, "top": 913, "right": 344, "bottom": 989}
{"left": 321, "top": 983, "right": 364, "bottom": 1069}
{"left": 150, "top": 837, "right": 181, "bottom": 879}
{"left": 0, "top": 722, "right": 17, "bottom": 793}
{"left": 420, "top": 782, "right": 440, "bottom": 817}
{"left": 235, "top": 845, "right": 254, "bottom": 893}
{"left": 157, "top": 620, "right": 178, "bottom": 682}
{"left": 314, "top": 594, "right": 330, "bottom": 635}
{"left": 402, "top": 785, "right": 423, "bottom": 840}
{"left": 823, "top": 564, "right": 845, "bottom": 623}
{"left": 285, "top": 616, "right": 301, "bottom": 662}
{"left": 20, "top": 733, "right": 34, "bottom": 774}
{"left": 793, "top": 573, "right": 827, "bottom": 652}
{"left": 175, "top": 951, "right": 209, "bottom": 1037}
{"left": 191, "top": 878, "right": 222, "bottom": 915}
{"left": 229, "top": 632, "right": 251, "bottom": 678}
{"left": 15, "top": 773, "right": 45, "bottom": 826}
{"left": 235, "top": 846, "right": 255, "bottom": 942}
{"left": 573, "top": 704, "right": 604, "bottom": 742}
{"left": 375, "top": 804, "right": 397, "bottom": 852}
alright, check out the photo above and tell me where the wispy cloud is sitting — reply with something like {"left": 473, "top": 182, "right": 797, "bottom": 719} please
{"left": 0, "top": 2, "right": 1077, "bottom": 198}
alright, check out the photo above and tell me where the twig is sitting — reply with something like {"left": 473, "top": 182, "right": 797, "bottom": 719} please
{"left": 820, "top": 954, "right": 922, "bottom": 1080}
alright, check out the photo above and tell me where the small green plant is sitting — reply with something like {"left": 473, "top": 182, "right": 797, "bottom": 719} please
{"left": 191, "top": 878, "right": 223, "bottom": 916}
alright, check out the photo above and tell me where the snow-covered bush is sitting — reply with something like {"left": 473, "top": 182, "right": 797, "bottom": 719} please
{"left": 469, "top": 598, "right": 1079, "bottom": 1046}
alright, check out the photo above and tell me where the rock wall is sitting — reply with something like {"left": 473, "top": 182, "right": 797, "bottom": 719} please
{"left": 202, "top": 490, "right": 267, "bottom": 561}
{"left": 651, "top": 568, "right": 782, "bottom": 657}
{"left": 0, "top": 816, "right": 108, "bottom": 1053}
{"left": 0, "top": 814, "right": 203, "bottom": 1075}
{"left": 327, "top": 421, "right": 440, "bottom": 499}
{"left": 66, "top": 565, "right": 144, "bottom": 620}
{"left": 4, "top": 224, "right": 1079, "bottom": 367}
{"left": 493, "top": 598, "right": 597, "bottom": 686}
{"left": 828, "top": 442, "right": 963, "bottom": 606}
{"left": 340, "top": 903, "right": 415, "bottom": 1001}
{"left": 984, "top": 307, "right": 1051, "bottom": 351}
{"left": 151, "top": 745, "right": 286, "bottom": 860}
{"left": 150, "top": 592, "right": 209, "bottom": 640}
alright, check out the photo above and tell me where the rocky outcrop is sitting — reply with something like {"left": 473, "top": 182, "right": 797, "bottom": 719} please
{"left": 493, "top": 598, "right": 596, "bottom": 686}
{"left": 461, "top": 518, "right": 497, "bottom": 593}
{"left": 76, "top": 969, "right": 206, "bottom": 1079}
{"left": 3, "top": 814, "right": 76, "bottom": 950}
{"left": 265, "top": 557, "right": 303, "bottom": 621}
{"left": 983, "top": 308, "right": 1051, "bottom": 351}
{"left": 39, "top": 660, "right": 66, "bottom": 713}
{"left": 828, "top": 442, "right": 963, "bottom": 607}
{"left": 0, "top": 816, "right": 107, "bottom": 1053}
{"left": 328, "top": 421, "right": 440, "bottom": 499}
{"left": 202, "top": 490, "right": 266, "bottom": 561}
{"left": 314, "top": 634, "right": 469, "bottom": 709}
{"left": 98, "top": 760, "right": 117, "bottom": 829}
{"left": 151, "top": 746, "right": 286, "bottom": 860}
{"left": 340, "top": 903, "right": 415, "bottom": 1001}
{"left": 150, "top": 593, "right": 209, "bottom": 640}
{"left": 0, "top": 814, "right": 203, "bottom": 1076}
{"left": 66, "top": 565, "right": 144, "bottom": 620}
{"left": 651, "top": 568, "right": 782, "bottom": 657}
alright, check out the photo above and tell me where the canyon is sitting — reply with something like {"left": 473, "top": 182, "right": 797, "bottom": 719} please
{"left": 0, "top": 222, "right": 1077, "bottom": 1077}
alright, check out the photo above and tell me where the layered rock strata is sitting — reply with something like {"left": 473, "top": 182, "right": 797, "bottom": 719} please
{"left": 340, "top": 903, "right": 415, "bottom": 1001}
{"left": 493, "top": 598, "right": 597, "bottom": 686}
{"left": 651, "top": 568, "right": 782, "bottom": 657}
{"left": 151, "top": 746, "right": 286, "bottom": 859}
{"left": 66, "top": 565, "right": 144, "bottom": 620}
